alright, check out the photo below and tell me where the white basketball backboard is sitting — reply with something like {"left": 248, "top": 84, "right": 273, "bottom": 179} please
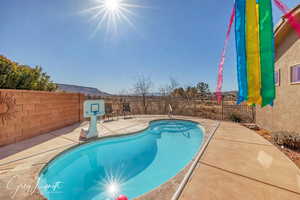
{"left": 84, "top": 100, "right": 105, "bottom": 118}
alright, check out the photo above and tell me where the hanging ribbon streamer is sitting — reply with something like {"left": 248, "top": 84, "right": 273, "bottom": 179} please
{"left": 217, "top": 0, "right": 299, "bottom": 106}
{"left": 259, "top": 0, "right": 275, "bottom": 106}
{"left": 234, "top": 0, "right": 276, "bottom": 107}
{"left": 245, "top": 0, "right": 262, "bottom": 105}
{"left": 235, "top": 0, "right": 248, "bottom": 104}
{"left": 216, "top": 5, "right": 235, "bottom": 104}
{"left": 273, "top": 0, "right": 300, "bottom": 37}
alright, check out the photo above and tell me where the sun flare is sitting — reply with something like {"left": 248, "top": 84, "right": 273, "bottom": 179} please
{"left": 106, "top": 181, "right": 120, "bottom": 197}
{"left": 104, "top": 0, "right": 120, "bottom": 12}
{"left": 82, "top": 0, "right": 145, "bottom": 36}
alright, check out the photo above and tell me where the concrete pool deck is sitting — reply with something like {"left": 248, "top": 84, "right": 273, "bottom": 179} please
{"left": 0, "top": 115, "right": 300, "bottom": 199}
{"left": 180, "top": 121, "right": 300, "bottom": 200}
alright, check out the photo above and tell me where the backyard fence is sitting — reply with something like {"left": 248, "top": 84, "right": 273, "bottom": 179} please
{"left": 222, "top": 102, "right": 255, "bottom": 122}
{"left": 0, "top": 89, "right": 84, "bottom": 146}
{"left": 90, "top": 95, "right": 256, "bottom": 123}
{"left": 0, "top": 89, "right": 255, "bottom": 147}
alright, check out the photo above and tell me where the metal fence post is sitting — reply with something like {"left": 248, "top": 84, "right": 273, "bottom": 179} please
{"left": 221, "top": 96, "right": 224, "bottom": 120}
{"left": 252, "top": 106, "right": 256, "bottom": 123}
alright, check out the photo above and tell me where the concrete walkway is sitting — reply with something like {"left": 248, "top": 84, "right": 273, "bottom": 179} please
{"left": 179, "top": 121, "right": 300, "bottom": 200}
{"left": 0, "top": 116, "right": 300, "bottom": 200}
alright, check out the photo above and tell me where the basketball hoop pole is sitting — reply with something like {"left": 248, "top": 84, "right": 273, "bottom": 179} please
{"left": 87, "top": 114, "right": 99, "bottom": 137}
{"left": 80, "top": 100, "right": 105, "bottom": 140}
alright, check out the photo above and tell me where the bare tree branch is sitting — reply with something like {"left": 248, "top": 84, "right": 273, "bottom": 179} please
{"left": 133, "top": 75, "right": 153, "bottom": 113}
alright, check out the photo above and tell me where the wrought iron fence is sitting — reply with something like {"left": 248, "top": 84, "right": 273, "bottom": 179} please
{"left": 87, "top": 95, "right": 256, "bottom": 123}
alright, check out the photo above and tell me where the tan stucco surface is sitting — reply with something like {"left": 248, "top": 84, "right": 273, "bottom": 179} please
{"left": 256, "top": 22, "right": 300, "bottom": 133}
{"left": 180, "top": 122, "right": 300, "bottom": 200}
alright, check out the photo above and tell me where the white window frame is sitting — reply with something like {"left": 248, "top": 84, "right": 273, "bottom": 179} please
{"left": 290, "top": 64, "right": 300, "bottom": 85}
{"left": 275, "top": 69, "right": 280, "bottom": 86}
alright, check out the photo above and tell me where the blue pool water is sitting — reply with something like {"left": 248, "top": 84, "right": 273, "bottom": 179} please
{"left": 39, "top": 120, "right": 204, "bottom": 200}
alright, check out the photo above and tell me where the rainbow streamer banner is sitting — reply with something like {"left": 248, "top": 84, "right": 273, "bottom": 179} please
{"left": 235, "top": 0, "right": 275, "bottom": 106}
{"left": 217, "top": 0, "right": 300, "bottom": 106}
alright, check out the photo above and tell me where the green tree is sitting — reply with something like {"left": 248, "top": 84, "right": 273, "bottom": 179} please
{"left": 0, "top": 55, "right": 57, "bottom": 91}
{"left": 196, "top": 82, "right": 210, "bottom": 96}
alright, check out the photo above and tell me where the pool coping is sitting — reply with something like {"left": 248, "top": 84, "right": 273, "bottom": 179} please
{"left": 171, "top": 121, "right": 220, "bottom": 200}
{"left": 35, "top": 117, "right": 219, "bottom": 200}
{"left": 134, "top": 119, "right": 219, "bottom": 200}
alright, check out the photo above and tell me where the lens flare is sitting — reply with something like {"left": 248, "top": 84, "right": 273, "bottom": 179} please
{"left": 81, "top": 0, "right": 147, "bottom": 37}
{"left": 106, "top": 181, "right": 120, "bottom": 197}
{"left": 104, "top": 0, "right": 120, "bottom": 12}
{"left": 97, "top": 166, "right": 128, "bottom": 199}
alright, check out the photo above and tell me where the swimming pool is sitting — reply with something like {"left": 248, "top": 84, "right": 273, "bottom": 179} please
{"left": 38, "top": 120, "right": 204, "bottom": 200}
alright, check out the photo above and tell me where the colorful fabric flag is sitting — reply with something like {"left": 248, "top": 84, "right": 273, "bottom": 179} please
{"left": 235, "top": 0, "right": 248, "bottom": 104}
{"left": 245, "top": 0, "right": 262, "bottom": 105}
{"left": 217, "top": 0, "right": 280, "bottom": 107}
{"left": 216, "top": 6, "right": 235, "bottom": 103}
{"left": 259, "top": 0, "right": 275, "bottom": 106}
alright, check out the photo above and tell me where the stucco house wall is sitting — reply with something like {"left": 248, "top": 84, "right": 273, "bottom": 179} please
{"left": 256, "top": 11, "right": 300, "bottom": 133}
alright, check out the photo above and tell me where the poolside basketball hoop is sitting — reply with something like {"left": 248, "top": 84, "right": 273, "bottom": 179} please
{"left": 80, "top": 100, "right": 105, "bottom": 140}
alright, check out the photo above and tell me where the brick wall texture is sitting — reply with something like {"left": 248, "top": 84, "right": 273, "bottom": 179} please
{"left": 0, "top": 89, "right": 84, "bottom": 146}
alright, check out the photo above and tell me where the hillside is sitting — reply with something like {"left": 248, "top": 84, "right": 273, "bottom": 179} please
{"left": 57, "top": 84, "right": 111, "bottom": 96}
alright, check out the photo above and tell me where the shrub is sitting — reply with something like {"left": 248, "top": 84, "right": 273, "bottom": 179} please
{"left": 229, "top": 112, "right": 242, "bottom": 123}
{"left": 0, "top": 55, "right": 57, "bottom": 91}
{"left": 272, "top": 131, "right": 300, "bottom": 150}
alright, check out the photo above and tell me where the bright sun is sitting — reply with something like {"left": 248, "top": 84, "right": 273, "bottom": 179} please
{"left": 82, "top": 0, "right": 145, "bottom": 36}
{"left": 104, "top": 0, "right": 120, "bottom": 12}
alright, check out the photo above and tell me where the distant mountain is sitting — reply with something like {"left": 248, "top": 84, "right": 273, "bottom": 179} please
{"left": 56, "top": 84, "right": 111, "bottom": 96}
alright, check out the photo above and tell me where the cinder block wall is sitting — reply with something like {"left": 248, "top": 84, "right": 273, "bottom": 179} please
{"left": 0, "top": 89, "right": 84, "bottom": 146}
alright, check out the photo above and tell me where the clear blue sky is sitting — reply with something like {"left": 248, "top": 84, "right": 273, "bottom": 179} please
{"left": 0, "top": 0, "right": 298, "bottom": 94}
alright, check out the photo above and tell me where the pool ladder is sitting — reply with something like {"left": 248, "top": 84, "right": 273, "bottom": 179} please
{"left": 168, "top": 104, "right": 173, "bottom": 119}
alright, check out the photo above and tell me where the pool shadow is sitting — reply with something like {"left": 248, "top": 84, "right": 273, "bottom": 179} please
{"left": 0, "top": 122, "right": 85, "bottom": 163}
